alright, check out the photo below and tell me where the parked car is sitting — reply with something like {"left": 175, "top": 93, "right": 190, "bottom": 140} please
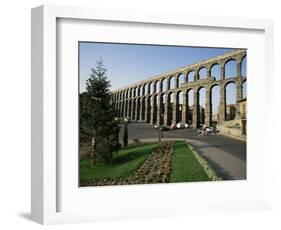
{"left": 176, "top": 122, "right": 185, "bottom": 129}
{"left": 205, "top": 126, "right": 214, "bottom": 134}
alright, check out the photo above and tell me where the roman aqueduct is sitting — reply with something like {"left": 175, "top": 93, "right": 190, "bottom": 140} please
{"left": 111, "top": 49, "right": 247, "bottom": 128}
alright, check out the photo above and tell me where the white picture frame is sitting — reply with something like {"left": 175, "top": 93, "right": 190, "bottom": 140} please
{"left": 31, "top": 4, "right": 274, "bottom": 225}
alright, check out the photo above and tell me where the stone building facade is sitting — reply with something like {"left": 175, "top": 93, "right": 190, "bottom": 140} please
{"left": 110, "top": 49, "right": 247, "bottom": 128}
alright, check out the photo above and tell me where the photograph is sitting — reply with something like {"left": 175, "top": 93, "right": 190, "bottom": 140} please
{"left": 78, "top": 42, "right": 247, "bottom": 187}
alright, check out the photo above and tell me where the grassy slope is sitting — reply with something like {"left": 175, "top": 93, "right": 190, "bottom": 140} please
{"left": 170, "top": 141, "right": 210, "bottom": 182}
{"left": 80, "top": 143, "right": 157, "bottom": 182}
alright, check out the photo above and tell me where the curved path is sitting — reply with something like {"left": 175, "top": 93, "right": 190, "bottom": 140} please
{"left": 119, "top": 123, "right": 246, "bottom": 180}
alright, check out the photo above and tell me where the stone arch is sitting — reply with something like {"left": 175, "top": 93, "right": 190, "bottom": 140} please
{"left": 210, "top": 63, "right": 221, "bottom": 80}
{"left": 132, "top": 98, "right": 136, "bottom": 120}
{"left": 186, "top": 88, "right": 194, "bottom": 125}
{"left": 120, "top": 100, "right": 124, "bottom": 117}
{"left": 136, "top": 97, "right": 141, "bottom": 120}
{"left": 167, "top": 92, "right": 174, "bottom": 125}
{"left": 142, "top": 84, "right": 146, "bottom": 96}
{"left": 210, "top": 84, "right": 220, "bottom": 125}
{"left": 155, "top": 80, "right": 160, "bottom": 93}
{"left": 176, "top": 90, "right": 183, "bottom": 123}
{"left": 148, "top": 82, "right": 153, "bottom": 95}
{"left": 138, "top": 85, "right": 142, "bottom": 96}
{"left": 197, "top": 86, "right": 206, "bottom": 126}
{"left": 128, "top": 99, "right": 132, "bottom": 118}
{"left": 161, "top": 78, "right": 167, "bottom": 92}
{"left": 241, "top": 55, "right": 247, "bottom": 77}
{"left": 143, "top": 83, "right": 147, "bottom": 95}
{"left": 143, "top": 96, "right": 149, "bottom": 122}
{"left": 177, "top": 73, "right": 185, "bottom": 88}
{"left": 141, "top": 96, "right": 146, "bottom": 121}
{"left": 187, "top": 70, "right": 195, "bottom": 82}
{"left": 159, "top": 93, "right": 166, "bottom": 125}
{"left": 152, "top": 95, "right": 159, "bottom": 124}
{"left": 169, "top": 76, "right": 176, "bottom": 89}
{"left": 198, "top": 67, "right": 207, "bottom": 80}
{"left": 224, "top": 81, "right": 237, "bottom": 121}
{"left": 224, "top": 59, "right": 237, "bottom": 79}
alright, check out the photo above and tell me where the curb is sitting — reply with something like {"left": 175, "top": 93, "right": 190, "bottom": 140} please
{"left": 186, "top": 143, "right": 222, "bottom": 181}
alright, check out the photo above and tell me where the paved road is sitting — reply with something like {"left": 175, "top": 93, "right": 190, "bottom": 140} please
{"left": 119, "top": 122, "right": 246, "bottom": 180}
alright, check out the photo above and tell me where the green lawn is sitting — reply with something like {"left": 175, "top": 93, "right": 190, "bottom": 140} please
{"left": 170, "top": 141, "right": 211, "bottom": 182}
{"left": 80, "top": 143, "right": 157, "bottom": 183}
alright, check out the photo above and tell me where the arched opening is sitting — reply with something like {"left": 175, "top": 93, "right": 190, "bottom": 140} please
{"left": 224, "top": 59, "right": 237, "bottom": 79}
{"left": 177, "top": 91, "right": 183, "bottom": 123}
{"left": 141, "top": 97, "right": 146, "bottom": 121}
{"left": 143, "top": 85, "right": 146, "bottom": 96}
{"left": 211, "top": 85, "right": 220, "bottom": 125}
{"left": 152, "top": 95, "right": 158, "bottom": 124}
{"left": 128, "top": 99, "right": 132, "bottom": 118}
{"left": 149, "top": 83, "right": 153, "bottom": 95}
{"left": 143, "top": 84, "right": 147, "bottom": 95}
{"left": 167, "top": 92, "right": 174, "bottom": 125}
{"left": 198, "top": 87, "right": 206, "bottom": 126}
{"left": 225, "top": 82, "right": 237, "bottom": 120}
{"left": 242, "top": 80, "right": 247, "bottom": 99}
{"left": 241, "top": 56, "right": 247, "bottom": 77}
{"left": 187, "top": 89, "right": 194, "bottom": 125}
{"left": 159, "top": 93, "right": 166, "bottom": 125}
{"left": 161, "top": 79, "right": 167, "bottom": 92}
{"left": 211, "top": 64, "right": 220, "bottom": 80}
{"left": 155, "top": 80, "right": 160, "bottom": 93}
{"left": 136, "top": 98, "right": 141, "bottom": 120}
{"left": 146, "top": 96, "right": 151, "bottom": 123}
{"left": 139, "top": 86, "right": 142, "bottom": 96}
{"left": 198, "top": 67, "right": 207, "bottom": 80}
{"left": 132, "top": 99, "right": 136, "bottom": 120}
{"left": 169, "top": 76, "right": 176, "bottom": 89}
{"left": 120, "top": 101, "right": 124, "bottom": 117}
{"left": 187, "top": 71, "right": 195, "bottom": 82}
{"left": 178, "top": 73, "right": 185, "bottom": 87}
{"left": 132, "top": 88, "right": 135, "bottom": 97}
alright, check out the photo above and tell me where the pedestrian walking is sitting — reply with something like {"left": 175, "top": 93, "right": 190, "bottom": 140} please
{"left": 213, "top": 125, "right": 217, "bottom": 135}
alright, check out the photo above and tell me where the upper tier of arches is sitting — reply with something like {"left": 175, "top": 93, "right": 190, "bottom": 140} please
{"left": 111, "top": 50, "right": 246, "bottom": 102}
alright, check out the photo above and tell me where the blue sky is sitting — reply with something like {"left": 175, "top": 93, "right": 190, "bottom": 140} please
{"left": 79, "top": 42, "right": 246, "bottom": 112}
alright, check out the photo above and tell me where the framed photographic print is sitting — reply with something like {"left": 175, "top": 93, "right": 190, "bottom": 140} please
{"left": 31, "top": 5, "right": 274, "bottom": 225}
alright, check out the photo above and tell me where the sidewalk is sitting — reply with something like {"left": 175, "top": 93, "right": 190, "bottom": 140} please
{"left": 186, "top": 138, "right": 246, "bottom": 180}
